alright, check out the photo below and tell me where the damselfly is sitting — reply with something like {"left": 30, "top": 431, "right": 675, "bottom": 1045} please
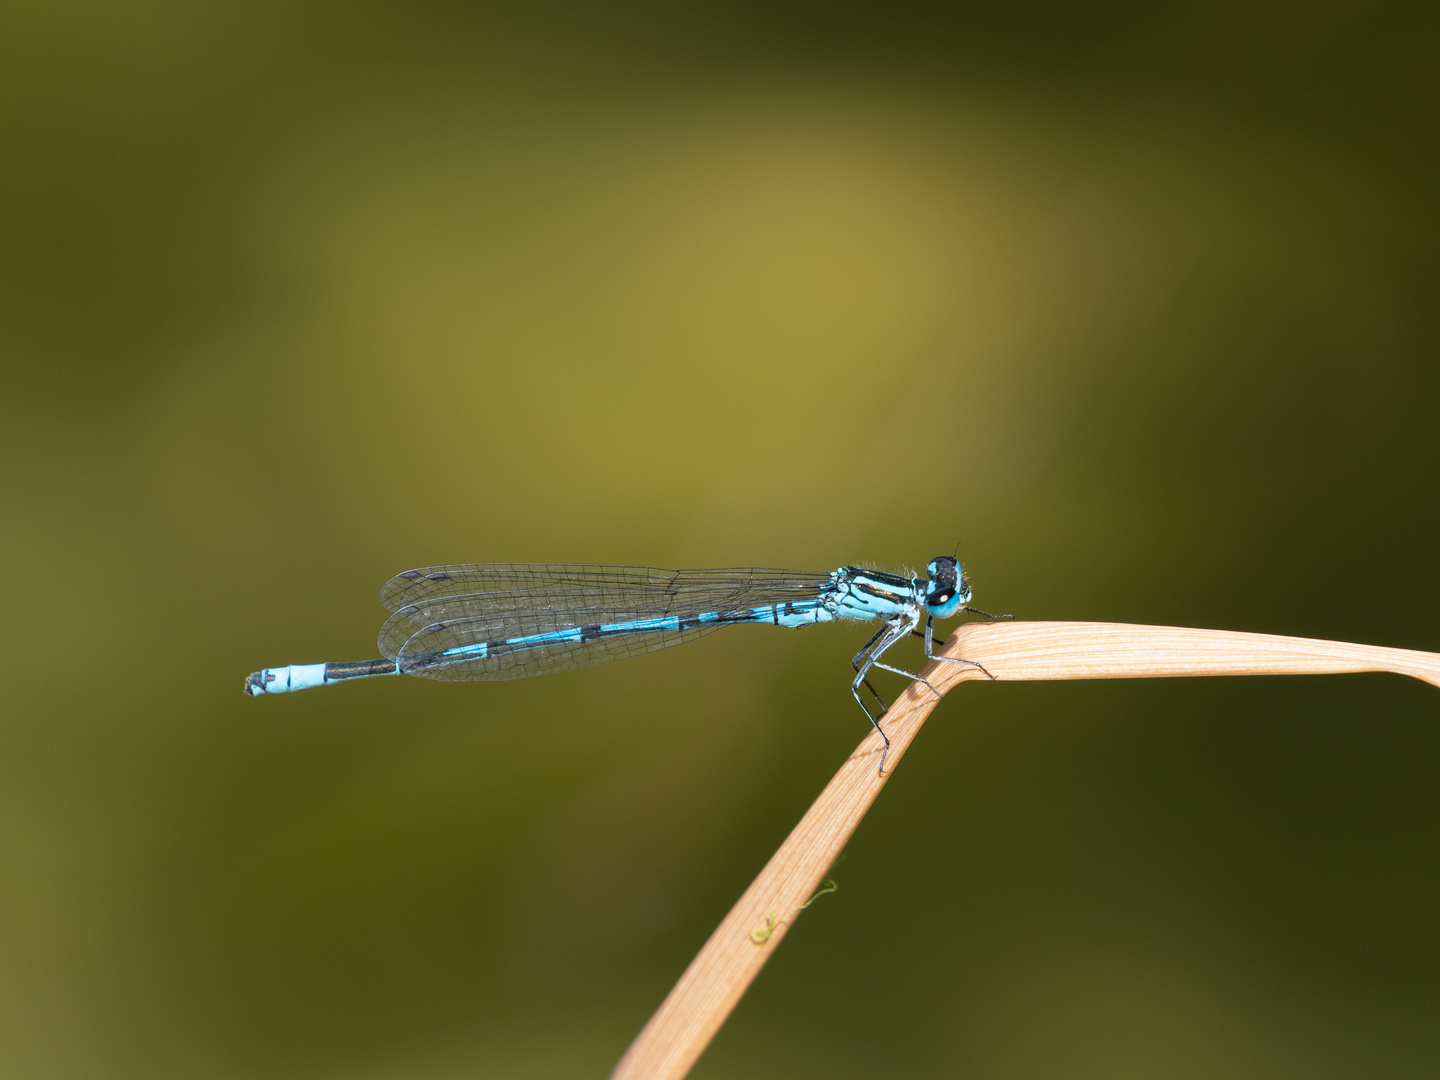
{"left": 244, "top": 556, "right": 1004, "bottom": 767}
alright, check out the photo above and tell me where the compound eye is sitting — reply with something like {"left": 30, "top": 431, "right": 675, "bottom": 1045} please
{"left": 925, "top": 586, "right": 963, "bottom": 617}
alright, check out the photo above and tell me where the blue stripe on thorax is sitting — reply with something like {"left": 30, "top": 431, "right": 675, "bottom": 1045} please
{"left": 829, "top": 568, "right": 921, "bottom": 621}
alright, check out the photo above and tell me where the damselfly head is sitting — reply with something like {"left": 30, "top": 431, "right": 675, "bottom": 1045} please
{"left": 923, "top": 555, "right": 971, "bottom": 617}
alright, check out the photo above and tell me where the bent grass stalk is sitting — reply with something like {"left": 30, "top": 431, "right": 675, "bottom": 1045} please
{"left": 610, "top": 620, "right": 1440, "bottom": 1080}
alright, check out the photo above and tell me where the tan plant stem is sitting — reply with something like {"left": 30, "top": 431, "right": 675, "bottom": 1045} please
{"left": 610, "top": 621, "right": 1440, "bottom": 1080}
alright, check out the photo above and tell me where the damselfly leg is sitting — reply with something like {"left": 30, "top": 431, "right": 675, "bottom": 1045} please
{"left": 850, "top": 614, "right": 947, "bottom": 774}
{"left": 850, "top": 622, "right": 892, "bottom": 718}
{"left": 918, "top": 615, "right": 998, "bottom": 680}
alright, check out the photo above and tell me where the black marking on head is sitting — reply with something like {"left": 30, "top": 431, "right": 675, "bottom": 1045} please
{"left": 928, "top": 589, "right": 955, "bottom": 608}
{"left": 425, "top": 572, "right": 451, "bottom": 582}
{"left": 927, "top": 555, "right": 959, "bottom": 589}
{"left": 398, "top": 570, "right": 422, "bottom": 580}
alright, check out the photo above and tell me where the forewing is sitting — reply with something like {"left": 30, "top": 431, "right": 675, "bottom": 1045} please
{"left": 376, "top": 563, "right": 834, "bottom": 682}
{"left": 380, "top": 563, "right": 678, "bottom": 613}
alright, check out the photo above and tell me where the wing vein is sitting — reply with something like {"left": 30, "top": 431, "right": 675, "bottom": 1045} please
{"left": 375, "top": 563, "right": 834, "bottom": 681}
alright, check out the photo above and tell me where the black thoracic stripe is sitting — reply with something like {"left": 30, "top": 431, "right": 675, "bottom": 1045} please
{"left": 853, "top": 568, "right": 913, "bottom": 587}
{"left": 855, "top": 580, "right": 904, "bottom": 601}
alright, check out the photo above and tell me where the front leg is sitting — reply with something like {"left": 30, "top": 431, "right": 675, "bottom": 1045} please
{"left": 868, "top": 614, "right": 943, "bottom": 697}
{"left": 920, "top": 614, "right": 998, "bottom": 680}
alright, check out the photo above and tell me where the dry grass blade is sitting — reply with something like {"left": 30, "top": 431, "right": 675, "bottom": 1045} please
{"left": 610, "top": 621, "right": 1440, "bottom": 1080}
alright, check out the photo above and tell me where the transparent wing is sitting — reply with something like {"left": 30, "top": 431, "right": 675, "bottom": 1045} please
{"left": 376, "top": 563, "right": 834, "bottom": 682}
{"left": 392, "top": 619, "right": 724, "bottom": 681}
{"left": 380, "top": 563, "right": 682, "bottom": 612}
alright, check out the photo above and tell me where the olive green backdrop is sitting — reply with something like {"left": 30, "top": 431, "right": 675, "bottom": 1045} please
{"left": 3, "top": 2, "right": 1438, "bottom": 1077}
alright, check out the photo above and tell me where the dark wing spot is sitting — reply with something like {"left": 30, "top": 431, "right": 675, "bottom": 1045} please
{"left": 398, "top": 570, "right": 422, "bottom": 580}
{"left": 397, "top": 605, "right": 420, "bottom": 618}
{"left": 426, "top": 572, "right": 451, "bottom": 582}
{"left": 422, "top": 622, "right": 446, "bottom": 632}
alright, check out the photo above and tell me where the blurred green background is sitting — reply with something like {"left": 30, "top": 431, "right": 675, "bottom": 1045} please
{"left": 3, "top": 1, "right": 1439, "bottom": 1077}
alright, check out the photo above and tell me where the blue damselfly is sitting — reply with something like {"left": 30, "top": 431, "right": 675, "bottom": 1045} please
{"left": 244, "top": 556, "right": 1003, "bottom": 767}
